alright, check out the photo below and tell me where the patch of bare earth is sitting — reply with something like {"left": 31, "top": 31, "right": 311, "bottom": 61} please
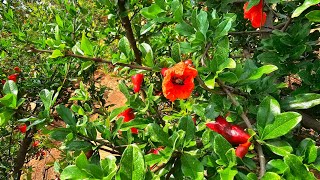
{"left": 24, "top": 70, "right": 125, "bottom": 180}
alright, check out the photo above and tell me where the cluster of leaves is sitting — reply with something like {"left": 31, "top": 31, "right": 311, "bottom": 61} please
{"left": 1, "top": 0, "right": 320, "bottom": 179}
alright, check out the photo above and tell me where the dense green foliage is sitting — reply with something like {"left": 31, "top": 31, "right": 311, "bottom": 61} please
{"left": 1, "top": 0, "right": 320, "bottom": 179}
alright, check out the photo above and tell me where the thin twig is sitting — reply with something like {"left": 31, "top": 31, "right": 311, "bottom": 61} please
{"left": 281, "top": 17, "right": 292, "bottom": 32}
{"left": 200, "top": 42, "right": 212, "bottom": 67}
{"left": 29, "top": 47, "right": 152, "bottom": 71}
{"left": 216, "top": 79, "right": 265, "bottom": 178}
{"left": 228, "top": 30, "right": 272, "bottom": 35}
{"left": 118, "top": 0, "right": 142, "bottom": 65}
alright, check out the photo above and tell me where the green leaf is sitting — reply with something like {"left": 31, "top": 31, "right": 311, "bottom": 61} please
{"left": 76, "top": 152, "right": 89, "bottom": 170}
{"left": 281, "top": 93, "right": 320, "bottom": 110}
{"left": 181, "top": 153, "right": 204, "bottom": 180}
{"left": 56, "top": 105, "right": 76, "bottom": 127}
{"left": 0, "top": 110, "right": 13, "bottom": 126}
{"left": 214, "top": 134, "right": 232, "bottom": 165}
{"left": 197, "top": 10, "right": 209, "bottom": 38}
{"left": 214, "top": 18, "right": 233, "bottom": 41}
{"left": 3, "top": 80, "right": 18, "bottom": 96}
{"left": 171, "top": 43, "right": 181, "bottom": 62}
{"left": 60, "top": 165, "right": 88, "bottom": 179}
{"left": 119, "top": 36, "right": 131, "bottom": 59}
{"left": 140, "top": 43, "right": 154, "bottom": 67}
{"left": 120, "top": 118, "right": 149, "bottom": 130}
{"left": 257, "top": 96, "right": 280, "bottom": 135}
{"left": 50, "top": 128, "right": 72, "bottom": 141}
{"left": 175, "top": 21, "right": 195, "bottom": 36}
{"left": 178, "top": 116, "right": 196, "bottom": 146}
{"left": 49, "top": 49, "right": 64, "bottom": 58}
{"left": 246, "top": 0, "right": 260, "bottom": 10}
{"left": 40, "top": 89, "right": 54, "bottom": 111}
{"left": 65, "top": 141, "right": 92, "bottom": 151}
{"left": 140, "top": 4, "right": 164, "bottom": 19}
{"left": 306, "top": 10, "right": 320, "bottom": 22}
{"left": 296, "top": 138, "right": 317, "bottom": 163}
{"left": 247, "top": 65, "right": 278, "bottom": 80}
{"left": 218, "top": 167, "right": 237, "bottom": 180}
{"left": 119, "top": 144, "right": 145, "bottom": 180}
{"left": 81, "top": 32, "right": 94, "bottom": 56}
{"left": 55, "top": 14, "right": 64, "bottom": 27}
{"left": 266, "top": 159, "right": 288, "bottom": 174}
{"left": 146, "top": 123, "right": 170, "bottom": 146}
{"left": 292, "top": 0, "right": 320, "bottom": 18}
{"left": 140, "top": 21, "right": 156, "bottom": 35}
{"left": 101, "top": 155, "right": 117, "bottom": 179}
{"left": 265, "top": 140, "right": 293, "bottom": 156}
{"left": 218, "top": 72, "right": 238, "bottom": 84}
{"left": 0, "top": 94, "right": 17, "bottom": 108}
{"left": 284, "top": 154, "right": 315, "bottom": 179}
{"left": 261, "top": 172, "right": 281, "bottom": 180}
{"left": 172, "top": 0, "right": 183, "bottom": 22}
{"left": 261, "top": 112, "right": 302, "bottom": 140}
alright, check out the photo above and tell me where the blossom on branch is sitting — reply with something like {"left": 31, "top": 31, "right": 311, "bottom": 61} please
{"left": 243, "top": 0, "right": 267, "bottom": 28}
{"left": 162, "top": 62, "right": 198, "bottom": 102}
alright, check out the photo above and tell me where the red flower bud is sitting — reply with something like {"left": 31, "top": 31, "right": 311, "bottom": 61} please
{"left": 192, "top": 116, "right": 197, "bottom": 125}
{"left": 131, "top": 74, "right": 144, "bottom": 93}
{"left": 235, "top": 141, "right": 251, "bottom": 158}
{"left": 1, "top": 80, "right": 6, "bottom": 85}
{"left": 118, "top": 108, "right": 138, "bottom": 134}
{"left": 206, "top": 116, "right": 250, "bottom": 145}
{"left": 161, "top": 68, "right": 168, "bottom": 77}
{"left": 14, "top": 67, "right": 21, "bottom": 73}
{"left": 32, "top": 140, "right": 40, "bottom": 147}
{"left": 85, "top": 150, "right": 94, "bottom": 159}
{"left": 8, "top": 73, "right": 19, "bottom": 82}
{"left": 184, "top": 59, "right": 194, "bottom": 67}
{"left": 18, "top": 124, "right": 27, "bottom": 133}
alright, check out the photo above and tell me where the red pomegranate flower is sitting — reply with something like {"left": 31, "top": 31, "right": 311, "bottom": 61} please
{"left": 243, "top": 0, "right": 267, "bottom": 28}
{"left": 8, "top": 73, "right": 19, "bottom": 82}
{"left": 118, "top": 108, "right": 138, "bottom": 134}
{"left": 162, "top": 62, "right": 198, "bottom": 101}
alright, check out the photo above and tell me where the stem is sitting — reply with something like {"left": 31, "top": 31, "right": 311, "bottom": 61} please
{"left": 200, "top": 42, "right": 212, "bottom": 67}
{"left": 13, "top": 128, "right": 36, "bottom": 179}
{"left": 216, "top": 79, "right": 266, "bottom": 178}
{"left": 118, "top": 0, "right": 142, "bottom": 65}
{"left": 29, "top": 47, "right": 151, "bottom": 71}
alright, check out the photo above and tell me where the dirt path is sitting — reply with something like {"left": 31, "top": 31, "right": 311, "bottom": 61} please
{"left": 24, "top": 70, "right": 125, "bottom": 180}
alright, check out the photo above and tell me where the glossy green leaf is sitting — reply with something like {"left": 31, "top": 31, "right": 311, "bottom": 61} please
{"left": 296, "top": 138, "right": 317, "bottom": 163}
{"left": 120, "top": 118, "right": 149, "bottom": 130}
{"left": 56, "top": 105, "right": 76, "bottom": 126}
{"left": 3, "top": 80, "right": 18, "bottom": 96}
{"left": 0, "top": 94, "right": 17, "bottom": 108}
{"left": 146, "top": 123, "right": 170, "bottom": 146}
{"left": 265, "top": 140, "right": 293, "bottom": 156}
{"left": 292, "top": 0, "right": 320, "bottom": 18}
{"left": 284, "top": 154, "right": 315, "bottom": 179}
{"left": 281, "top": 93, "right": 320, "bottom": 110}
{"left": 81, "top": 32, "right": 94, "bottom": 56}
{"left": 141, "top": 4, "right": 164, "bottom": 19}
{"left": 40, "top": 89, "right": 54, "bottom": 111}
{"left": 119, "top": 144, "right": 145, "bottom": 180}
{"left": 214, "top": 18, "right": 233, "bottom": 41}
{"left": 257, "top": 96, "right": 280, "bottom": 135}
{"left": 306, "top": 10, "right": 320, "bottom": 22}
{"left": 176, "top": 21, "right": 195, "bottom": 36}
{"left": 178, "top": 116, "right": 196, "bottom": 146}
{"left": 262, "top": 112, "right": 301, "bottom": 140}
{"left": 101, "top": 155, "right": 117, "bottom": 179}
{"left": 60, "top": 165, "right": 88, "bottom": 179}
{"left": 247, "top": 65, "right": 278, "bottom": 80}
{"left": 140, "top": 43, "right": 154, "bottom": 67}
{"left": 214, "top": 134, "right": 232, "bottom": 165}
{"left": 0, "top": 110, "right": 13, "bottom": 126}
{"left": 266, "top": 159, "right": 288, "bottom": 174}
{"left": 50, "top": 128, "right": 72, "bottom": 141}
{"left": 171, "top": 43, "right": 181, "bottom": 62}
{"left": 65, "top": 141, "right": 92, "bottom": 151}
{"left": 49, "top": 49, "right": 64, "bottom": 58}
{"left": 55, "top": 14, "right": 64, "bottom": 27}
{"left": 76, "top": 152, "right": 89, "bottom": 170}
{"left": 261, "top": 172, "right": 281, "bottom": 180}
{"left": 181, "top": 153, "right": 204, "bottom": 180}
{"left": 197, "top": 10, "right": 209, "bottom": 38}
{"left": 218, "top": 167, "right": 237, "bottom": 180}
{"left": 218, "top": 72, "right": 238, "bottom": 84}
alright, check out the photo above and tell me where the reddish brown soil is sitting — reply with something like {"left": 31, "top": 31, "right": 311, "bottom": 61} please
{"left": 24, "top": 70, "right": 126, "bottom": 180}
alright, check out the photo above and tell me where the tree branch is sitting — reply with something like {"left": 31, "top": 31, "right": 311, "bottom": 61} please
{"left": 29, "top": 47, "right": 151, "bottom": 71}
{"left": 200, "top": 42, "right": 212, "bottom": 67}
{"left": 216, "top": 79, "right": 266, "bottom": 178}
{"left": 118, "top": 0, "right": 142, "bottom": 65}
